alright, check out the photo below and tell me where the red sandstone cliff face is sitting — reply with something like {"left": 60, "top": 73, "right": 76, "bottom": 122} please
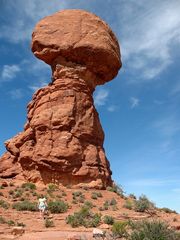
{"left": 0, "top": 10, "right": 121, "bottom": 189}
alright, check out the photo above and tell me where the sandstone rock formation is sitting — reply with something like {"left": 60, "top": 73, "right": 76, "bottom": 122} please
{"left": 0, "top": 9, "right": 121, "bottom": 188}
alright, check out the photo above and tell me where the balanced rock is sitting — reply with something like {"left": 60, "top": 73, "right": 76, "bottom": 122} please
{"left": 0, "top": 9, "right": 121, "bottom": 188}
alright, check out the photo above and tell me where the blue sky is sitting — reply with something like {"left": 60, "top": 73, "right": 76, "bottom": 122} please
{"left": 0, "top": 0, "right": 180, "bottom": 212}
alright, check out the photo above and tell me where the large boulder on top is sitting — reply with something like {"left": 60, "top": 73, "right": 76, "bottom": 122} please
{"left": 31, "top": 9, "right": 121, "bottom": 85}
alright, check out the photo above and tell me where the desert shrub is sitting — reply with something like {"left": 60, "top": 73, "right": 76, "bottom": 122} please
{"left": 17, "top": 222, "right": 26, "bottom": 227}
{"left": 12, "top": 200, "right": 38, "bottom": 211}
{"left": 103, "top": 200, "right": 109, "bottom": 210}
{"left": 84, "top": 201, "right": 94, "bottom": 209}
{"left": 103, "top": 215, "right": 114, "bottom": 225}
{"left": 0, "top": 199, "right": 9, "bottom": 209}
{"left": 72, "top": 191, "right": 82, "bottom": 197}
{"left": 91, "top": 191, "right": 103, "bottom": 200}
{"left": 0, "top": 192, "right": 3, "bottom": 196}
{"left": 66, "top": 206, "right": 101, "bottom": 228}
{"left": 79, "top": 195, "right": 85, "bottom": 203}
{"left": 72, "top": 191, "right": 85, "bottom": 203}
{"left": 0, "top": 216, "right": 6, "bottom": 224}
{"left": 21, "top": 182, "right": 36, "bottom": 190}
{"left": 107, "top": 184, "right": 124, "bottom": 197}
{"left": 8, "top": 190, "right": 14, "bottom": 195}
{"left": 48, "top": 200, "right": 68, "bottom": 213}
{"left": 129, "top": 220, "right": 179, "bottom": 240}
{"left": 48, "top": 183, "right": 58, "bottom": 191}
{"left": 7, "top": 220, "right": 15, "bottom": 226}
{"left": 15, "top": 191, "right": 23, "bottom": 198}
{"left": 91, "top": 192, "right": 98, "bottom": 200}
{"left": 9, "top": 182, "right": 14, "bottom": 187}
{"left": 112, "top": 221, "right": 128, "bottom": 238}
{"left": 124, "top": 200, "right": 133, "bottom": 210}
{"left": 110, "top": 198, "right": 117, "bottom": 205}
{"left": 134, "top": 195, "right": 155, "bottom": 213}
{"left": 45, "top": 219, "right": 54, "bottom": 228}
{"left": 160, "top": 207, "right": 177, "bottom": 214}
{"left": 96, "top": 192, "right": 103, "bottom": 198}
{"left": 129, "top": 193, "right": 137, "bottom": 199}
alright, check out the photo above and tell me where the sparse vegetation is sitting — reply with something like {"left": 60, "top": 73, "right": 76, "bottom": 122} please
{"left": 0, "top": 216, "right": 6, "bottom": 224}
{"left": 0, "top": 199, "right": 9, "bottom": 209}
{"left": 107, "top": 183, "right": 124, "bottom": 197}
{"left": 7, "top": 220, "right": 15, "bottom": 226}
{"left": 110, "top": 197, "right": 117, "bottom": 205}
{"left": 66, "top": 206, "right": 101, "bottom": 228}
{"left": 129, "top": 220, "right": 179, "bottom": 240}
{"left": 124, "top": 200, "right": 133, "bottom": 210}
{"left": 134, "top": 195, "right": 155, "bottom": 213}
{"left": 21, "top": 182, "right": 36, "bottom": 190}
{"left": 112, "top": 221, "right": 128, "bottom": 238}
{"left": 103, "top": 215, "right": 114, "bottom": 225}
{"left": 129, "top": 193, "right": 136, "bottom": 199}
{"left": 45, "top": 219, "right": 54, "bottom": 228}
{"left": 160, "top": 207, "right": 177, "bottom": 214}
{"left": 12, "top": 200, "right": 38, "bottom": 211}
{"left": 48, "top": 200, "right": 68, "bottom": 213}
{"left": 84, "top": 201, "right": 94, "bottom": 209}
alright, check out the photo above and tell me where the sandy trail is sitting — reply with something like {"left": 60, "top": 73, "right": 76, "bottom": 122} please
{"left": 17, "top": 230, "right": 93, "bottom": 240}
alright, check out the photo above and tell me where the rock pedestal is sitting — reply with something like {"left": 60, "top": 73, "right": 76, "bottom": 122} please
{"left": 0, "top": 9, "right": 121, "bottom": 188}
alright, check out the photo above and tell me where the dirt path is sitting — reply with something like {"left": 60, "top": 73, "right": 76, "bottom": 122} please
{"left": 17, "top": 230, "right": 93, "bottom": 240}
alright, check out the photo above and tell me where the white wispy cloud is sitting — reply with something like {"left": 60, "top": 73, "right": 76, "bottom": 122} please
{"left": 153, "top": 115, "right": 180, "bottom": 137}
{"left": 107, "top": 105, "right": 118, "bottom": 112}
{"left": 117, "top": 0, "right": 180, "bottom": 82}
{"left": 0, "top": 0, "right": 68, "bottom": 43}
{"left": 94, "top": 88, "right": 109, "bottom": 106}
{"left": 28, "top": 80, "right": 48, "bottom": 92}
{"left": 1, "top": 64, "right": 20, "bottom": 81}
{"left": 130, "top": 97, "right": 139, "bottom": 108}
{"left": 8, "top": 89, "right": 24, "bottom": 99}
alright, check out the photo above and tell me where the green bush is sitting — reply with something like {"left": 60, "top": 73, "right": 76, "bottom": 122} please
{"left": 0, "top": 216, "right": 6, "bottom": 224}
{"left": 48, "top": 184, "right": 58, "bottom": 191}
{"left": 21, "top": 182, "right": 36, "bottom": 190}
{"left": 107, "top": 184, "right": 124, "bottom": 197}
{"left": 91, "top": 192, "right": 98, "bottom": 200}
{"left": 103, "top": 215, "right": 114, "bottom": 225}
{"left": 160, "top": 207, "right": 177, "bottom": 214}
{"left": 0, "top": 199, "right": 9, "bottom": 209}
{"left": 48, "top": 200, "right": 68, "bottom": 213}
{"left": 112, "top": 221, "right": 128, "bottom": 238}
{"left": 134, "top": 195, "right": 155, "bottom": 213}
{"left": 7, "top": 220, "right": 15, "bottom": 226}
{"left": 129, "top": 194, "right": 136, "bottom": 199}
{"left": 84, "top": 201, "right": 94, "bottom": 209}
{"left": 72, "top": 191, "right": 82, "bottom": 197}
{"left": 8, "top": 190, "right": 14, "bottom": 195}
{"left": 110, "top": 198, "right": 117, "bottom": 205}
{"left": 103, "top": 200, "right": 109, "bottom": 210}
{"left": 12, "top": 200, "right": 38, "bottom": 211}
{"left": 45, "top": 219, "right": 54, "bottom": 228}
{"left": 129, "top": 220, "right": 179, "bottom": 240}
{"left": 66, "top": 206, "right": 101, "bottom": 228}
{"left": 124, "top": 200, "right": 133, "bottom": 210}
{"left": 17, "top": 222, "right": 26, "bottom": 227}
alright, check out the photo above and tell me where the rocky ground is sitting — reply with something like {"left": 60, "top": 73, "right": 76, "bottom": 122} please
{"left": 0, "top": 179, "right": 180, "bottom": 240}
